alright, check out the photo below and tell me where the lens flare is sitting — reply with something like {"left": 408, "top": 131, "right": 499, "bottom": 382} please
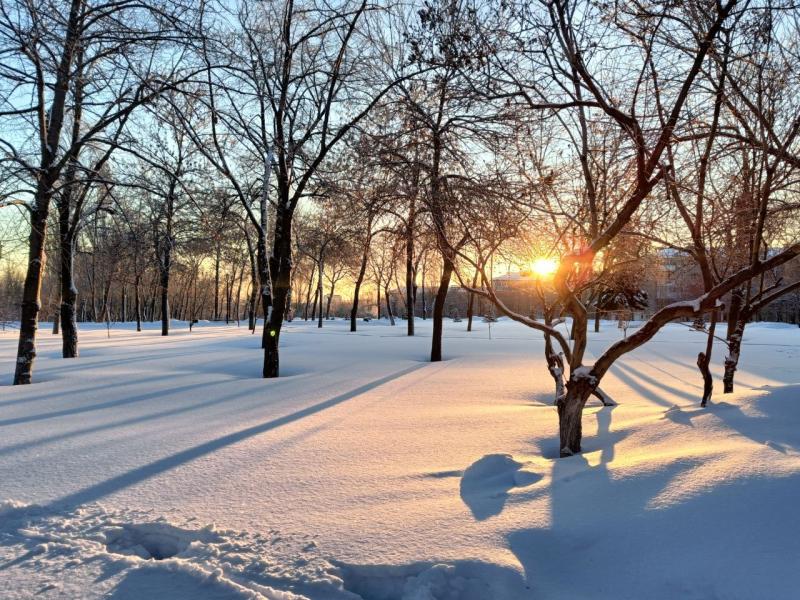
{"left": 531, "top": 257, "right": 558, "bottom": 278}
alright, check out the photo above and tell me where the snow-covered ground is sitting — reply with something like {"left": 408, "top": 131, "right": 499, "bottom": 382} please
{"left": 1, "top": 317, "right": 799, "bottom": 599}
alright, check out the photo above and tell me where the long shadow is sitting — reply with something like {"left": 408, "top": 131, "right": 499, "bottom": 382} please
{"left": 0, "top": 367, "right": 362, "bottom": 457}
{"left": 41, "top": 363, "right": 428, "bottom": 513}
{"left": 0, "top": 351, "right": 210, "bottom": 389}
{"left": 0, "top": 371, "right": 186, "bottom": 408}
{"left": 508, "top": 386, "right": 800, "bottom": 597}
{"left": 509, "top": 439, "right": 701, "bottom": 596}
{"left": 509, "top": 456, "right": 799, "bottom": 597}
{"left": 648, "top": 348, "right": 778, "bottom": 391}
{"left": 35, "top": 350, "right": 203, "bottom": 375}
{"left": 0, "top": 380, "right": 215, "bottom": 427}
{"left": 585, "top": 406, "right": 625, "bottom": 458}
{"left": 0, "top": 385, "right": 242, "bottom": 457}
{"left": 34, "top": 334, "right": 257, "bottom": 375}
{"left": 647, "top": 349, "right": 710, "bottom": 379}
{"left": 462, "top": 408, "right": 622, "bottom": 523}
{"left": 708, "top": 384, "right": 800, "bottom": 454}
{"left": 610, "top": 361, "right": 697, "bottom": 406}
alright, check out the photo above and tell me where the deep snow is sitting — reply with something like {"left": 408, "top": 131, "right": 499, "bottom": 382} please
{"left": 1, "top": 317, "right": 799, "bottom": 599}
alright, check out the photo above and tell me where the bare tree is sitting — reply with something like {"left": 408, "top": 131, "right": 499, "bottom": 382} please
{"left": 0, "top": 0, "right": 193, "bottom": 383}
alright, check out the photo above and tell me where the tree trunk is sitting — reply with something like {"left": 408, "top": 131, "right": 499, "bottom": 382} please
{"left": 60, "top": 235, "right": 79, "bottom": 359}
{"left": 316, "top": 253, "right": 325, "bottom": 328}
{"left": 430, "top": 259, "right": 454, "bottom": 362}
{"left": 235, "top": 264, "right": 244, "bottom": 323}
{"left": 225, "top": 272, "right": 232, "bottom": 324}
{"left": 303, "top": 270, "right": 314, "bottom": 321}
{"left": 350, "top": 233, "right": 371, "bottom": 332}
{"left": 262, "top": 210, "right": 292, "bottom": 378}
{"left": 14, "top": 206, "right": 50, "bottom": 385}
{"left": 311, "top": 283, "right": 320, "bottom": 322}
{"left": 466, "top": 271, "right": 478, "bottom": 332}
{"left": 385, "top": 285, "right": 395, "bottom": 326}
{"left": 249, "top": 281, "right": 258, "bottom": 330}
{"left": 134, "top": 275, "right": 142, "bottom": 332}
{"left": 726, "top": 288, "right": 743, "bottom": 339}
{"left": 699, "top": 310, "right": 717, "bottom": 406}
{"left": 121, "top": 286, "right": 127, "bottom": 322}
{"left": 148, "top": 281, "right": 156, "bottom": 322}
{"left": 160, "top": 257, "right": 170, "bottom": 337}
{"left": 557, "top": 375, "right": 594, "bottom": 456}
{"left": 214, "top": 244, "right": 221, "bottom": 320}
{"left": 545, "top": 322, "right": 565, "bottom": 403}
{"left": 723, "top": 317, "right": 745, "bottom": 393}
{"left": 697, "top": 351, "right": 713, "bottom": 407}
{"left": 406, "top": 227, "right": 415, "bottom": 336}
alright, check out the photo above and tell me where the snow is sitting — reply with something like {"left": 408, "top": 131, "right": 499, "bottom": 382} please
{"left": 1, "top": 318, "right": 799, "bottom": 599}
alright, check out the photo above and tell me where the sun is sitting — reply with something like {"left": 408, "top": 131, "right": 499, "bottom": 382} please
{"left": 531, "top": 257, "right": 558, "bottom": 278}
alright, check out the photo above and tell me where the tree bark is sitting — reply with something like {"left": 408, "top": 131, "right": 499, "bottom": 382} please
{"left": 557, "top": 375, "right": 594, "bottom": 457}
{"left": 13, "top": 0, "right": 83, "bottom": 384}
{"left": 262, "top": 210, "right": 292, "bottom": 378}
{"left": 14, "top": 205, "right": 50, "bottom": 384}
{"left": 311, "top": 281, "right": 320, "bottom": 322}
{"left": 723, "top": 317, "right": 744, "bottom": 394}
{"left": 466, "top": 271, "right": 478, "bottom": 332}
{"left": 134, "top": 275, "right": 142, "bottom": 332}
{"left": 317, "top": 275, "right": 324, "bottom": 329}
{"left": 235, "top": 264, "right": 244, "bottom": 323}
{"left": 160, "top": 256, "right": 170, "bottom": 337}
{"left": 59, "top": 234, "right": 79, "bottom": 358}
{"left": 544, "top": 315, "right": 566, "bottom": 403}
{"left": 406, "top": 223, "right": 415, "bottom": 336}
{"left": 303, "top": 268, "right": 314, "bottom": 321}
{"left": 430, "top": 259, "right": 454, "bottom": 362}
{"left": 699, "top": 310, "right": 717, "bottom": 406}
{"left": 350, "top": 230, "right": 371, "bottom": 332}
{"left": 385, "top": 285, "right": 395, "bottom": 326}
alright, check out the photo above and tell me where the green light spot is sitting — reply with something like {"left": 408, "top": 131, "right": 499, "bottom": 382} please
{"left": 270, "top": 330, "right": 276, "bottom": 337}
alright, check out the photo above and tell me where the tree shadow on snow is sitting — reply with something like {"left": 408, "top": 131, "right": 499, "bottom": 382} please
{"left": 508, "top": 460, "right": 800, "bottom": 598}
{"left": 37, "top": 363, "right": 429, "bottom": 515}
{"left": 507, "top": 395, "right": 800, "bottom": 598}
{"left": 707, "top": 385, "right": 800, "bottom": 454}
{"left": 0, "top": 379, "right": 215, "bottom": 428}
{"left": 610, "top": 361, "right": 699, "bottom": 406}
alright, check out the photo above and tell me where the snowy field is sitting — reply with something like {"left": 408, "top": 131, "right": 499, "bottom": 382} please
{"left": 1, "top": 317, "right": 799, "bottom": 599}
